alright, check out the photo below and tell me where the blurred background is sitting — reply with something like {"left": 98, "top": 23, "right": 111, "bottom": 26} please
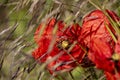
{"left": 0, "top": 0, "right": 120, "bottom": 80}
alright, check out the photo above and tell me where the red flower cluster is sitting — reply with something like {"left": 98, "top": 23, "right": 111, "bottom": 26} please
{"left": 32, "top": 18, "right": 85, "bottom": 74}
{"left": 32, "top": 9, "right": 120, "bottom": 79}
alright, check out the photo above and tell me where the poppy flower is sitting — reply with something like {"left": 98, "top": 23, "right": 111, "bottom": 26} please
{"left": 104, "top": 37, "right": 120, "bottom": 80}
{"left": 33, "top": 18, "right": 57, "bottom": 62}
{"left": 88, "top": 37, "right": 120, "bottom": 80}
{"left": 32, "top": 18, "right": 85, "bottom": 74}
{"left": 88, "top": 38, "right": 115, "bottom": 73}
{"left": 76, "top": 9, "right": 120, "bottom": 80}
{"left": 79, "top": 10, "right": 119, "bottom": 47}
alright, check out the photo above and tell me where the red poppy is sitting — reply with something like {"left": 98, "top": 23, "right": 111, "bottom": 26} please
{"left": 88, "top": 38, "right": 115, "bottom": 73}
{"left": 79, "top": 9, "right": 120, "bottom": 76}
{"left": 34, "top": 18, "right": 57, "bottom": 45}
{"left": 104, "top": 37, "right": 120, "bottom": 80}
{"left": 79, "top": 10, "right": 119, "bottom": 47}
{"left": 32, "top": 18, "right": 85, "bottom": 73}
{"left": 88, "top": 37, "right": 120, "bottom": 80}
{"left": 33, "top": 18, "right": 57, "bottom": 62}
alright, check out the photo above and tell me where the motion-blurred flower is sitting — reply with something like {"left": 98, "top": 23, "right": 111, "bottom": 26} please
{"left": 32, "top": 18, "right": 85, "bottom": 74}
{"left": 88, "top": 38, "right": 115, "bottom": 73}
{"left": 88, "top": 37, "right": 120, "bottom": 80}
{"left": 80, "top": 9, "right": 120, "bottom": 80}
{"left": 79, "top": 10, "right": 119, "bottom": 47}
